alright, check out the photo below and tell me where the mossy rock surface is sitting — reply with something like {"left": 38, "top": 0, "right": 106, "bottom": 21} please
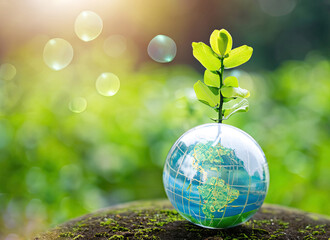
{"left": 35, "top": 200, "right": 330, "bottom": 240}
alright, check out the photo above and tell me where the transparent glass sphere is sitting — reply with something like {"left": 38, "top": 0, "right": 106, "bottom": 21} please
{"left": 163, "top": 123, "right": 269, "bottom": 229}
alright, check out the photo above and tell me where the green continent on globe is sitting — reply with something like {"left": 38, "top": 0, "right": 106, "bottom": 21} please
{"left": 198, "top": 177, "right": 239, "bottom": 219}
{"left": 193, "top": 143, "right": 240, "bottom": 219}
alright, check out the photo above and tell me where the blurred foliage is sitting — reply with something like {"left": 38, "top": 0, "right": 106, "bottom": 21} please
{"left": 0, "top": 36, "right": 329, "bottom": 239}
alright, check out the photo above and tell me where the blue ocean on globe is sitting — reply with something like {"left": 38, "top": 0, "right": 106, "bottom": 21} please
{"left": 163, "top": 123, "right": 269, "bottom": 229}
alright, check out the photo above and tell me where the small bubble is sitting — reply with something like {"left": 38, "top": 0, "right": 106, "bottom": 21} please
{"left": 103, "top": 35, "right": 127, "bottom": 58}
{"left": 68, "top": 97, "right": 87, "bottom": 113}
{"left": 5, "top": 234, "right": 20, "bottom": 240}
{"left": 0, "top": 63, "right": 16, "bottom": 81}
{"left": 258, "top": 0, "right": 296, "bottom": 17}
{"left": 25, "top": 199, "right": 46, "bottom": 220}
{"left": 96, "top": 73, "right": 120, "bottom": 97}
{"left": 43, "top": 38, "right": 73, "bottom": 71}
{"left": 75, "top": 11, "right": 103, "bottom": 42}
{"left": 148, "top": 35, "right": 177, "bottom": 63}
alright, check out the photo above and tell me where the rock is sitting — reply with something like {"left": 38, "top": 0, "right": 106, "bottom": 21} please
{"left": 35, "top": 200, "right": 330, "bottom": 240}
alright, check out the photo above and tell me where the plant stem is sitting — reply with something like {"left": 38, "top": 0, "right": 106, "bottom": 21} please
{"left": 218, "top": 58, "right": 224, "bottom": 123}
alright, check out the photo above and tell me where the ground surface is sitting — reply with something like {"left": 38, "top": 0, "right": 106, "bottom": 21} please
{"left": 35, "top": 200, "right": 330, "bottom": 240}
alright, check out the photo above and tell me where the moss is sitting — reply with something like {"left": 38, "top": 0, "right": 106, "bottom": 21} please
{"left": 58, "top": 232, "right": 75, "bottom": 237}
{"left": 260, "top": 208, "right": 275, "bottom": 214}
{"left": 73, "top": 235, "right": 84, "bottom": 240}
{"left": 315, "top": 224, "right": 326, "bottom": 233}
{"left": 252, "top": 219, "right": 271, "bottom": 226}
{"left": 110, "top": 226, "right": 129, "bottom": 232}
{"left": 309, "top": 215, "right": 319, "bottom": 221}
{"left": 72, "top": 223, "right": 88, "bottom": 233}
{"left": 133, "top": 227, "right": 164, "bottom": 240}
{"left": 100, "top": 218, "right": 117, "bottom": 226}
{"left": 185, "top": 223, "right": 203, "bottom": 232}
{"left": 154, "top": 222, "right": 166, "bottom": 227}
{"left": 145, "top": 209, "right": 183, "bottom": 228}
{"left": 312, "top": 230, "right": 320, "bottom": 235}
{"left": 108, "top": 235, "right": 124, "bottom": 240}
{"left": 303, "top": 236, "right": 317, "bottom": 240}
{"left": 94, "top": 232, "right": 110, "bottom": 237}
{"left": 277, "top": 219, "right": 289, "bottom": 228}
{"left": 251, "top": 228, "right": 269, "bottom": 234}
{"left": 36, "top": 201, "right": 330, "bottom": 240}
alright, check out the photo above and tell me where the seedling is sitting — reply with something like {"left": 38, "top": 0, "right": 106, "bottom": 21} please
{"left": 192, "top": 29, "right": 253, "bottom": 122}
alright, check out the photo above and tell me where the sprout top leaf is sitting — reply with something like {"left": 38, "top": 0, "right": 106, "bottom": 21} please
{"left": 210, "top": 29, "right": 232, "bottom": 56}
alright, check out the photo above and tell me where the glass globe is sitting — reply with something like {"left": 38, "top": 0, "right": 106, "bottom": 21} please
{"left": 163, "top": 123, "right": 269, "bottom": 229}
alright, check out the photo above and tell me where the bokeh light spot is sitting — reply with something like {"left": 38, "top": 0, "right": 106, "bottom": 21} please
{"left": 0, "top": 63, "right": 16, "bottom": 81}
{"left": 68, "top": 97, "right": 87, "bottom": 113}
{"left": 258, "top": 0, "right": 296, "bottom": 17}
{"left": 103, "top": 35, "right": 127, "bottom": 58}
{"left": 5, "top": 234, "right": 20, "bottom": 240}
{"left": 148, "top": 35, "right": 177, "bottom": 63}
{"left": 43, "top": 38, "right": 73, "bottom": 71}
{"left": 96, "top": 73, "right": 120, "bottom": 97}
{"left": 75, "top": 11, "right": 103, "bottom": 42}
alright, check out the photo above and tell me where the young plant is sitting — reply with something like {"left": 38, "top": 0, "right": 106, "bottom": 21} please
{"left": 192, "top": 29, "right": 253, "bottom": 123}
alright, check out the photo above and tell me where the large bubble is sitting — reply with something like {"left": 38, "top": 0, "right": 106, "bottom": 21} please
{"left": 103, "top": 35, "right": 127, "bottom": 58}
{"left": 0, "top": 63, "right": 16, "bottom": 81}
{"left": 148, "top": 35, "right": 177, "bottom": 63}
{"left": 68, "top": 97, "right": 87, "bottom": 113}
{"left": 43, "top": 38, "right": 73, "bottom": 71}
{"left": 75, "top": 11, "right": 103, "bottom": 42}
{"left": 96, "top": 73, "right": 120, "bottom": 97}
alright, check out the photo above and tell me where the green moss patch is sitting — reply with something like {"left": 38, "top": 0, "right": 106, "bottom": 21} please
{"left": 35, "top": 201, "right": 330, "bottom": 240}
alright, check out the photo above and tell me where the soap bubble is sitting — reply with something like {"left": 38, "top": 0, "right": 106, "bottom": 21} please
{"left": 103, "top": 35, "right": 127, "bottom": 58}
{"left": 148, "top": 35, "right": 177, "bottom": 63}
{"left": 43, "top": 38, "right": 73, "bottom": 71}
{"left": 96, "top": 73, "right": 120, "bottom": 97}
{"left": 75, "top": 11, "right": 103, "bottom": 42}
{"left": 68, "top": 97, "right": 87, "bottom": 113}
{"left": 0, "top": 63, "right": 16, "bottom": 81}
{"left": 258, "top": 0, "right": 296, "bottom": 17}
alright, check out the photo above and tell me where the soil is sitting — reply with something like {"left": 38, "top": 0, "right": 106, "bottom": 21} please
{"left": 34, "top": 200, "right": 330, "bottom": 240}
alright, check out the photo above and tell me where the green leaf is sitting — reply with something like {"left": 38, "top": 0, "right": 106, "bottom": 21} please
{"left": 192, "top": 42, "right": 221, "bottom": 71}
{"left": 221, "top": 86, "right": 250, "bottom": 98}
{"left": 223, "top": 98, "right": 249, "bottom": 120}
{"left": 210, "top": 29, "right": 232, "bottom": 56}
{"left": 204, "top": 70, "right": 220, "bottom": 88}
{"left": 223, "top": 45, "right": 253, "bottom": 69}
{"left": 193, "top": 80, "right": 219, "bottom": 107}
{"left": 223, "top": 76, "right": 239, "bottom": 87}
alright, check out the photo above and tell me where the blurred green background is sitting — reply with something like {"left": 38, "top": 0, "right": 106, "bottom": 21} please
{"left": 0, "top": 0, "right": 329, "bottom": 239}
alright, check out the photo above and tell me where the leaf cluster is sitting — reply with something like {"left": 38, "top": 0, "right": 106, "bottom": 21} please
{"left": 192, "top": 29, "right": 253, "bottom": 121}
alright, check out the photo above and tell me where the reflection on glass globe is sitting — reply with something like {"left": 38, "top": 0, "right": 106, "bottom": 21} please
{"left": 43, "top": 38, "right": 73, "bottom": 71}
{"left": 163, "top": 123, "right": 269, "bottom": 229}
{"left": 148, "top": 35, "right": 177, "bottom": 63}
